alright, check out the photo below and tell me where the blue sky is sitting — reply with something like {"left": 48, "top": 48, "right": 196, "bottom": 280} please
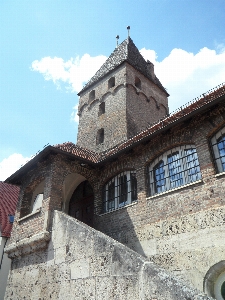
{"left": 1, "top": 0, "right": 225, "bottom": 180}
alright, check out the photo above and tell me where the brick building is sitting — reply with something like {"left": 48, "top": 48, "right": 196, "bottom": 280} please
{"left": 3, "top": 37, "right": 225, "bottom": 299}
{"left": 0, "top": 182, "right": 20, "bottom": 300}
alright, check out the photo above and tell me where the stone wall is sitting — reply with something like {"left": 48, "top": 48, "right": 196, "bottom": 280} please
{"left": 5, "top": 211, "right": 212, "bottom": 300}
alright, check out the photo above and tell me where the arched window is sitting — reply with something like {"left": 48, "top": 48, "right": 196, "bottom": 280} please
{"left": 204, "top": 261, "right": 225, "bottom": 300}
{"left": 108, "top": 77, "right": 115, "bottom": 89}
{"left": 103, "top": 171, "right": 137, "bottom": 212}
{"left": 211, "top": 127, "right": 225, "bottom": 173}
{"left": 147, "top": 145, "right": 201, "bottom": 196}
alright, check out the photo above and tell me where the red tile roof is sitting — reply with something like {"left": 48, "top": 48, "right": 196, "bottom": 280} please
{"left": 53, "top": 142, "right": 101, "bottom": 163}
{"left": 0, "top": 182, "right": 20, "bottom": 237}
{"left": 54, "top": 82, "right": 225, "bottom": 163}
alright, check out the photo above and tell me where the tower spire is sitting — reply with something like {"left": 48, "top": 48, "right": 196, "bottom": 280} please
{"left": 127, "top": 26, "right": 130, "bottom": 38}
{"left": 116, "top": 35, "right": 119, "bottom": 47}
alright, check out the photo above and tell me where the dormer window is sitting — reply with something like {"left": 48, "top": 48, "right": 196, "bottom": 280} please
{"left": 135, "top": 77, "right": 141, "bottom": 89}
{"left": 89, "top": 90, "right": 95, "bottom": 102}
{"left": 96, "top": 128, "right": 104, "bottom": 145}
{"left": 108, "top": 77, "right": 115, "bottom": 89}
{"left": 99, "top": 102, "right": 105, "bottom": 116}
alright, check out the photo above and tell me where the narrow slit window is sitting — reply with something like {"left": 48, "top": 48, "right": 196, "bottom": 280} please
{"left": 135, "top": 77, "right": 141, "bottom": 89}
{"left": 99, "top": 102, "right": 105, "bottom": 116}
{"left": 96, "top": 128, "right": 104, "bottom": 145}
{"left": 108, "top": 77, "right": 115, "bottom": 89}
{"left": 89, "top": 90, "right": 95, "bottom": 102}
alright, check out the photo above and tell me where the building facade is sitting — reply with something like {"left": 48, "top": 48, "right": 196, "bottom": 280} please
{"left": 0, "top": 182, "right": 19, "bottom": 300}
{"left": 4, "top": 37, "right": 225, "bottom": 299}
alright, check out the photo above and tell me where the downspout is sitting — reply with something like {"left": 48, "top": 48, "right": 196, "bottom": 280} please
{"left": 0, "top": 237, "right": 8, "bottom": 270}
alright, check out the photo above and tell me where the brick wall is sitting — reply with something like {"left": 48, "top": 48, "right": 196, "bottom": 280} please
{"left": 77, "top": 62, "right": 168, "bottom": 152}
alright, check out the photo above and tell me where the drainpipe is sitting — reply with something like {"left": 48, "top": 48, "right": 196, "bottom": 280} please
{"left": 0, "top": 237, "right": 8, "bottom": 270}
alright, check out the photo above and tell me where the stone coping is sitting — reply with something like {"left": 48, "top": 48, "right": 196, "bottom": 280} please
{"left": 215, "top": 171, "right": 225, "bottom": 178}
{"left": 5, "top": 230, "right": 50, "bottom": 258}
{"left": 18, "top": 207, "right": 42, "bottom": 222}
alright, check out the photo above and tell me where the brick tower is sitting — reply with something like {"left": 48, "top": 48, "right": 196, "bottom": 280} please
{"left": 77, "top": 37, "right": 169, "bottom": 152}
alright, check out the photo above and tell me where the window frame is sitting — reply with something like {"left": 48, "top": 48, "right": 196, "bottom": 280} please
{"left": 211, "top": 127, "right": 225, "bottom": 174}
{"left": 148, "top": 145, "right": 202, "bottom": 196}
{"left": 103, "top": 171, "right": 137, "bottom": 213}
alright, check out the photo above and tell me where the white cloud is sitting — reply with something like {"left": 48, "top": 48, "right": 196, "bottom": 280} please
{"left": 31, "top": 54, "right": 107, "bottom": 93}
{"left": 0, "top": 153, "right": 30, "bottom": 181}
{"left": 70, "top": 104, "right": 79, "bottom": 123}
{"left": 140, "top": 46, "right": 225, "bottom": 112}
{"left": 31, "top": 46, "right": 225, "bottom": 114}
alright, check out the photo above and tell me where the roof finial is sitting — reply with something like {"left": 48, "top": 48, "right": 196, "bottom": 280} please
{"left": 116, "top": 35, "right": 119, "bottom": 47}
{"left": 127, "top": 26, "right": 130, "bottom": 38}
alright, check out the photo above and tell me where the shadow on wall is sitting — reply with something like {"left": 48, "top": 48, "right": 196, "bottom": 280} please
{"left": 94, "top": 203, "right": 147, "bottom": 258}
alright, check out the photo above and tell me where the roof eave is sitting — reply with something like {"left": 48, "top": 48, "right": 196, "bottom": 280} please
{"left": 97, "top": 92, "right": 225, "bottom": 165}
{"left": 5, "top": 146, "right": 96, "bottom": 185}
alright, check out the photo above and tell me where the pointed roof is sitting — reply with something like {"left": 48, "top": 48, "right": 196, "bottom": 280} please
{"left": 78, "top": 37, "right": 168, "bottom": 95}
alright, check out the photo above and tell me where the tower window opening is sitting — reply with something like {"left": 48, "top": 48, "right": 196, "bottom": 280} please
{"left": 135, "top": 77, "right": 141, "bottom": 89}
{"left": 96, "top": 128, "right": 104, "bottom": 145}
{"left": 99, "top": 102, "right": 105, "bottom": 116}
{"left": 89, "top": 90, "right": 95, "bottom": 102}
{"left": 108, "top": 77, "right": 115, "bottom": 89}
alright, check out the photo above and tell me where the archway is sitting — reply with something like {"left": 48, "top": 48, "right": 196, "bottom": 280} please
{"left": 204, "top": 261, "right": 225, "bottom": 299}
{"left": 68, "top": 180, "right": 94, "bottom": 227}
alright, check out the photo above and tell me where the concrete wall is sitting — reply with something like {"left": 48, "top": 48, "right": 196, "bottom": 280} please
{"left": 5, "top": 211, "right": 212, "bottom": 300}
{"left": 0, "top": 237, "right": 10, "bottom": 300}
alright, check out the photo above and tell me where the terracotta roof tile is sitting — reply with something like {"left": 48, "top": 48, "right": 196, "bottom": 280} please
{"left": 53, "top": 142, "right": 101, "bottom": 163}
{"left": 0, "top": 182, "right": 20, "bottom": 237}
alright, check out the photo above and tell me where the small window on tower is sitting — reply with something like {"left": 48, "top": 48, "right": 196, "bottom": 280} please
{"left": 96, "top": 128, "right": 104, "bottom": 145}
{"left": 135, "top": 77, "right": 141, "bottom": 89}
{"left": 108, "top": 77, "right": 115, "bottom": 89}
{"left": 89, "top": 90, "right": 95, "bottom": 102}
{"left": 99, "top": 102, "right": 105, "bottom": 116}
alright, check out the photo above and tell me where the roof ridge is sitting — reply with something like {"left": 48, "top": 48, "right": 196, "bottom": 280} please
{"left": 78, "top": 37, "right": 168, "bottom": 95}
